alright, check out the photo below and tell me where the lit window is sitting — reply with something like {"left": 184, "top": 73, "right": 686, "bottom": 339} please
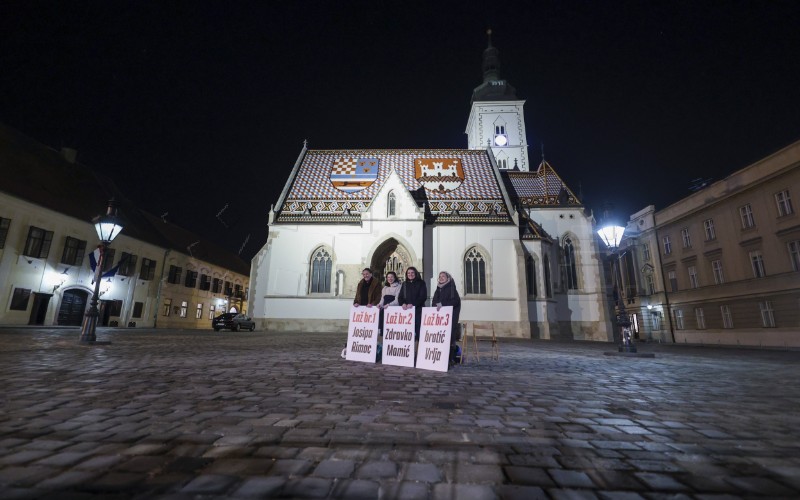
{"left": 681, "top": 228, "right": 691, "bottom": 248}
{"left": 789, "top": 241, "right": 800, "bottom": 272}
{"left": 759, "top": 301, "right": 775, "bottom": 328}
{"left": 750, "top": 251, "right": 766, "bottom": 278}
{"left": 163, "top": 298, "right": 172, "bottom": 316}
{"left": 721, "top": 305, "right": 733, "bottom": 329}
{"left": 695, "top": 308, "right": 706, "bottom": 329}
{"left": 739, "top": 204, "right": 755, "bottom": 229}
{"left": 688, "top": 266, "right": 698, "bottom": 289}
{"left": 465, "top": 247, "right": 487, "bottom": 294}
{"left": 775, "top": 190, "right": 794, "bottom": 217}
{"left": 711, "top": 259, "right": 724, "bottom": 284}
{"left": 663, "top": 235, "right": 672, "bottom": 255}
{"left": 674, "top": 309, "right": 684, "bottom": 330}
{"left": 180, "top": 301, "right": 188, "bottom": 318}
{"left": 703, "top": 219, "right": 716, "bottom": 241}
{"left": 208, "top": 305, "right": 216, "bottom": 320}
{"left": 310, "top": 248, "right": 332, "bottom": 293}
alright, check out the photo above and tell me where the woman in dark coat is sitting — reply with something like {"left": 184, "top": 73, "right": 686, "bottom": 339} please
{"left": 398, "top": 266, "right": 427, "bottom": 340}
{"left": 432, "top": 271, "right": 461, "bottom": 365}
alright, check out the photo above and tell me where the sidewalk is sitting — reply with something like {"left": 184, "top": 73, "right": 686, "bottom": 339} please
{"left": 0, "top": 328, "right": 798, "bottom": 499}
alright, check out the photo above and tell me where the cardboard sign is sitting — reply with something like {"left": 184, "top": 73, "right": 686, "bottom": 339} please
{"left": 415, "top": 306, "right": 453, "bottom": 372}
{"left": 345, "top": 305, "right": 379, "bottom": 363}
{"left": 381, "top": 306, "right": 416, "bottom": 367}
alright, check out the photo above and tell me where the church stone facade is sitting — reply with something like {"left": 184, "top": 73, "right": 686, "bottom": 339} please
{"left": 250, "top": 36, "right": 612, "bottom": 341}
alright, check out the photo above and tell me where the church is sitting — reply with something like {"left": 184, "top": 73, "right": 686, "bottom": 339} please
{"left": 250, "top": 34, "right": 612, "bottom": 341}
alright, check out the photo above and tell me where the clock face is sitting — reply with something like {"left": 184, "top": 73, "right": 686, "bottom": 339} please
{"left": 494, "top": 135, "right": 508, "bottom": 146}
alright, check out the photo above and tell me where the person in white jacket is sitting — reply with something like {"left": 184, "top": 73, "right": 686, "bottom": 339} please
{"left": 378, "top": 271, "right": 401, "bottom": 333}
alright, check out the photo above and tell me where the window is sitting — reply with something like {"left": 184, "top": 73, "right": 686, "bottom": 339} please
{"left": 749, "top": 251, "right": 765, "bottom": 278}
{"left": 681, "top": 228, "right": 691, "bottom": 248}
{"left": 662, "top": 235, "right": 672, "bottom": 255}
{"left": 212, "top": 278, "right": 223, "bottom": 293}
{"left": 711, "top": 259, "right": 724, "bottom": 284}
{"left": 23, "top": 226, "right": 53, "bottom": 259}
{"left": 464, "top": 247, "right": 487, "bottom": 294}
{"left": 544, "top": 255, "right": 552, "bottom": 297}
{"left": 162, "top": 298, "right": 172, "bottom": 316}
{"left": 739, "top": 204, "right": 755, "bottom": 229}
{"left": 184, "top": 270, "right": 198, "bottom": 288}
{"left": 562, "top": 237, "right": 578, "bottom": 290}
{"left": 10, "top": 288, "right": 31, "bottom": 310}
{"left": 642, "top": 242, "right": 651, "bottom": 262}
{"left": 60, "top": 236, "right": 87, "bottom": 266}
{"left": 645, "top": 274, "right": 655, "bottom": 295}
{"left": 695, "top": 308, "right": 706, "bottom": 329}
{"left": 703, "top": 219, "right": 716, "bottom": 241}
{"left": 167, "top": 265, "right": 182, "bottom": 284}
{"left": 208, "top": 305, "right": 216, "bottom": 320}
{"left": 775, "top": 190, "right": 794, "bottom": 217}
{"left": 180, "top": 301, "right": 188, "bottom": 318}
{"left": 652, "top": 313, "right": 661, "bottom": 331}
{"left": 495, "top": 124, "right": 506, "bottom": 135}
{"left": 0, "top": 217, "right": 10, "bottom": 248}
{"left": 132, "top": 301, "right": 144, "bottom": 319}
{"left": 668, "top": 270, "right": 678, "bottom": 292}
{"left": 760, "top": 301, "right": 775, "bottom": 328}
{"left": 310, "top": 248, "right": 332, "bottom": 293}
{"left": 234, "top": 284, "right": 243, "bottom": 298}
{"left": 789, "top": 241, "right": 800, "bottom": 272}
{"left": 688, "top": 266, "right": 698, "bottom": 289}
{"left": 498, "top": 158, "right": 507, "bottom": 169}
{"left": 101, "top": 248, "right": 116, "bottom": 273}
{"left": 108, "top": 300, "right": 122, "bottom": 317}
{"left": 118, "top": 252, "right": 138, "bottom": 277}
{"left": 140, "top": 258, "right": 157, "bottom": 281}
{"left": 525, "top": 255, "right": 537, "bottom": 297}
{"left": 674, "top": 309, "right": 684, "bottom": 330}
{"left": 387, "top": 191, "right": 396, "bottom": 217}
{"left": 196, "top": 303, "right": 203, "bottom": 319}
{"left": 199, "top": 274, "right": 211, "bottom": 290}
{"left": 224, "top": 281, "right": 233, "bottom": 296}
{"left": 721, "top": 305, "right": 733, "bottom": 329}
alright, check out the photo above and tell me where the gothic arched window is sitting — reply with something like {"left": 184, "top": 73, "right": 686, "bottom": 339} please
{"left": 310, "top": 248, "right": 332, "bottom": 293}
{"left": 562, "top": 237, "right": 579, "bottom": 290}
{"left": 387, "top": 191, "right": 396, "bottom": 217}
{"left": 544, "top": 255, "right": 552, "bottom": 298}
{"left": 525, "top": 254, "right": 537, "bottom": 297}
{"left": 464, "top": 247, "right": 487, "bottom": 294}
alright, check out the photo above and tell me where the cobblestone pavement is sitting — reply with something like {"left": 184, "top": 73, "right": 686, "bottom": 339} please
{"left": 0, "top": 328, "right": 799, "bottom": 499}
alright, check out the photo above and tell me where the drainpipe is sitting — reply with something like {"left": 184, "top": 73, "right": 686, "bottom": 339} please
{"left": 652, "top": 224, "right": 676, "bottom": 343}
{"left": 153, "top": 248, "right": 171, "bottom": 328}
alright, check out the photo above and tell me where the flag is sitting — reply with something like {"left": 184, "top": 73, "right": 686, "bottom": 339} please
{"left": 88, "top": 247, "right": 102, "bottom": 273}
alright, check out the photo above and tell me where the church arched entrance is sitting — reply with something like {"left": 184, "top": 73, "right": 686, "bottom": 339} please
{"left": 57, "top": 289, "right": 89, "bottom": 326}
{"left": 370, "top": 238, "right": 413, "bottom": 284}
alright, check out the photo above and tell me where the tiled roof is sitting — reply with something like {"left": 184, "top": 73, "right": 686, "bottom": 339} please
{"left": 503, "top": 160, "right": 582, "bottom": 207}
{"left": 277, "top": 149, "right": 512, "bottom": 223}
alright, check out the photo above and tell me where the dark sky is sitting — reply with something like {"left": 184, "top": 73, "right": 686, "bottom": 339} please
{"left": 2, "top": 1, "right": 799, "bottom": 260}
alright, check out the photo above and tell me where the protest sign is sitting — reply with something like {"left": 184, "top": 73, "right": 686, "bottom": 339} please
{"left": 381, "top": 306, "right": 416, "bottom": 367}
{"left": 345, "top": 305, "right": 379, "bottom": 363}
{"left": 415, "top": 306, "right": 453, "bottom": 372}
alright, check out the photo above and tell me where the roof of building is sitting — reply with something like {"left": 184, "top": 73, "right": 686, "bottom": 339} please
{"left": 275, "top": 148, "right": 513, "bottom": 224}
{"left": 502, "top": 159, "right": 582, "bottom": 208}
{"left": 0, "top": 122, "right": 250, "bottom": 275}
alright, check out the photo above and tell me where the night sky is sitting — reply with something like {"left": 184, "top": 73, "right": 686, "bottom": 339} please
{"left": 2, "top": 1, "right": 799, "bottom": 260}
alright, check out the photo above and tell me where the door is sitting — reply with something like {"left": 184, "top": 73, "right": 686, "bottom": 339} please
{"left": 57, "top": 289, "right": 89, "bottom": 326}
{"left": 28, "top": 293, "right": 52, "bottom": 325}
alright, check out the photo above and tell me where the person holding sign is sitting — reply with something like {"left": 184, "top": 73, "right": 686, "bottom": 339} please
{"left": 399, "top": 266, "right": 427, "bottom": 340}
{"left": 432, "top": 271, "right": 462, "bottom": 366}
{"left": 378, "top": 271, "right": 401, "bottom": 332}
{"left": 354, "top": 268, "right": 381, "bottom": 307}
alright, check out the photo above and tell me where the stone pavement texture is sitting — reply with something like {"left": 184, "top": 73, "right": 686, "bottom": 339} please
{"left": 0, "top": 328, "right": 798, "bottom": 500}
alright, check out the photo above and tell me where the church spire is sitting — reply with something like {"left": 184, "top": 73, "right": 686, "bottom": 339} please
{"left": 471, "top": 30, "right": 517, "bottom": 103}
{"left": 482, "top": 29, "right": 501, "bottom": 83}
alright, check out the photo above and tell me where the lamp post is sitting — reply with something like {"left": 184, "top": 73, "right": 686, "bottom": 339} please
{"left": 597, "top": 224, "right": 637, "bottom": 353}
{"left": 79, "top": 199, "right": 123, "bottom": 344}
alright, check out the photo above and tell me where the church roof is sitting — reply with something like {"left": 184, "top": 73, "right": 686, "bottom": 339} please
{"left": 275, "top": 149, "right": 512, "bottom": 224}
{"left": 502, "top": 160, "right": 582, "bottom": 207}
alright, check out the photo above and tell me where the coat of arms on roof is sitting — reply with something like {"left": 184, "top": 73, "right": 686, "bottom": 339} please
{"left": 414, "top": 158, "right": 464, "bottom": 193}
{"left": 331, "top": 157, "right": 379, "bottom": 193}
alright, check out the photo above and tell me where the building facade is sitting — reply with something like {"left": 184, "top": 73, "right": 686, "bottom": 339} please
{"left": 250, "top": 37, "right": 612, "bottom": 340}
{"left": 618, "top": 140, "right": 800, "bottom": 347}
{"left": 0, "top": 124, "right": 250, "bottom": 329}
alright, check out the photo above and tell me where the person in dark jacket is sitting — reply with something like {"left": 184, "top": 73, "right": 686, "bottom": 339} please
{"left": 432, "top": 271, "right": 461, "bottom": 365}
{"left": 398, "top": 266, "right": 427, "bottom": 340}
{"left": 354, "top": 268, "right": 381, "bottom": 307}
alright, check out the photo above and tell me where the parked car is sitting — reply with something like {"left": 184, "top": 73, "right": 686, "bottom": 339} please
{"left": 212, "top": 313, "right": 256, "bottom": 332}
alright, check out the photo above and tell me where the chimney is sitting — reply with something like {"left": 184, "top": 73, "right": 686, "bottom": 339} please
{"left": 61, "top": 148, "right": 77, "bottom": 163}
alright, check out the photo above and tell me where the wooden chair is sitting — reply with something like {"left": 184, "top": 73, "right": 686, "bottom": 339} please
{"left": 463, "top": 322, "right": 499, "bottom": 362}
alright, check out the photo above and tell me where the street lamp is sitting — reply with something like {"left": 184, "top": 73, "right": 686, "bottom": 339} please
{"left": 597, "top": 224, "right": 637, "bottom": 353}
{"left": 79, "top": 199, "right": 123, "bottom": 344}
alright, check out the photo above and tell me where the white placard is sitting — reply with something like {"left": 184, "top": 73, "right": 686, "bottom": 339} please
{"left": 381, "top": 306, "right": 416, "bottom": 367}
{"left": 345, "top": 305, "right": 379, "bottom": 363}
{"left": 415, "top": 306, "right": 453, "bottom": 372}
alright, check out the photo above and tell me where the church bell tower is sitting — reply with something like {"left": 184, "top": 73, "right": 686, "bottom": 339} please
{"left": 465, "top": 30, "right": 530, "bottom": 171}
